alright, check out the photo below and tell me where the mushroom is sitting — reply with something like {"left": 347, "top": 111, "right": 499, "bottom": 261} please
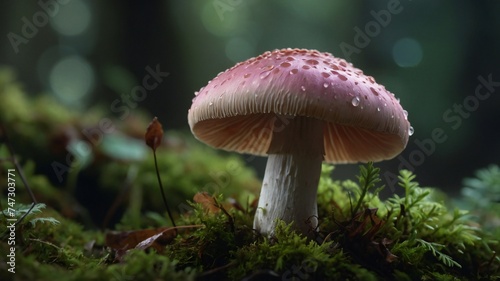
{"left": 188, "top": 48, "right": 412, "bottom": 237}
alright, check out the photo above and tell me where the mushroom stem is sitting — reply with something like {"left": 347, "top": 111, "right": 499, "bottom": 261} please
{"left": 253, "top": 116, "right": 325, "bottom": 237}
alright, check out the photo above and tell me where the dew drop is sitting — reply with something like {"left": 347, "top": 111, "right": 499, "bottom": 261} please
{"left": 323, "top": 83, "right": 329, "bottom": 88}
{"left": 403, "top": 110, "right": 408, "bottom": 120}
{"left": 209, "top": 102, "right": 213, "bottom": 106}
{"left": 194, "top": 91, "right": 199, "bottom": 96}
{"left": 409, "top": 126, "right": 414, "bottom": 136}
{"left": 260, "top": 71, "right": 271, "bottom": 79}
{"left": 301, "top": 86, "right": 306, "bottom": 92}
{"left": 338, "top": 74, "right": 348, "bottom": 81}
{"left": 351, "top": 97, "right": 360, "bottom": 107}
{"left": 377, "top": 107, "right": 381, "bottom": 112}
{"left": 262, "top": 65, "right": 274, "bottom": 71}
{"left": 306, "top": 59, "right": 319, "bottom": 65}
{"left": 290, "top": 69, "right": 298, "bottom": 74}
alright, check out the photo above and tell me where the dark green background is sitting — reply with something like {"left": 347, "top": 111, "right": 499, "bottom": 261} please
{"left": 1, "top": 0, "right": 499, "bottom": 194}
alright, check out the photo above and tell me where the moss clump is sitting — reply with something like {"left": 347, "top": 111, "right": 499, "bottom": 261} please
{"left": 162, "top": 164, "right": 499, "bottom": 280}
{"left": 1, "top": 67, "right": 499, "bottom": 280}
{"left": 0, "top": 67, "right": 260, "bottom": 229}
{"left": 2, "top": 161, "right": 499, "bottom": 280}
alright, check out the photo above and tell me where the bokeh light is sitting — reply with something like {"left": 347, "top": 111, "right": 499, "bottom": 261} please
{"left": 200, "top": 1, "right": 249, "bottom": 37}
{"left": 392, "top": 37, "right": 423, "bottom": 67}
{"left": 50, "top": 0, "right": 92, "bottom": 37}
{"left": 49, "top": 55, "right": 95, "bottom": 107}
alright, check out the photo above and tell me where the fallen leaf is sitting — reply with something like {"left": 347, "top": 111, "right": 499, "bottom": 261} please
{"left": 135, "top": 229, "right": 172, "bottom": 251}
{"left": 145, "top": 117, "right": 163, "bottom": 151}
{"left": 194, "top": 192, "right": 220, "bottom": 213}
{"left": 106, "top": 225, "right": 203, "bottom": 261}
{"left": 105, "top": 226, "right": 175, "bottom": 253}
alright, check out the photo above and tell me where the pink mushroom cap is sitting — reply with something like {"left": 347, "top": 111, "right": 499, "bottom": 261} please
{"left": 188, "top": 48, "right": 411, "bottom": 163}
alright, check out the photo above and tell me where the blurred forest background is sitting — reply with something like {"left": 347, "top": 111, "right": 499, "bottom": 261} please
{"left": 1, "top": 0, "right": 499, "bottom": 196}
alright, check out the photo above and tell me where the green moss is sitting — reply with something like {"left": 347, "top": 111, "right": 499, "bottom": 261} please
{"left": 2, "top": 158, "right": 500, "bottom": 280}
{"left": 1, "top": 66, "right": 499, "bottom": 280}
{"left": 137, "top": 164, "right": 500, "bottom": 280}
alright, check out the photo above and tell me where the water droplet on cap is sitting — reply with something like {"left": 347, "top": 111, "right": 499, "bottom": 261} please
{"left": 306, "top": 59, "right": 319, "bottom": 65}
{"left": 377, "top": 107, "right": 381, "bottom": 112}
{"left": 323, "top": 83, "right": 329, "bottom": 88}
{"left": 209, "top": 102, "right": 213, "bottom": 106}
{"left": 409, "top": 126, "right": 414, "bottom": 136}
{"left": 301, "top": 86, "right": 306, "bottom": 92}
{"left": 351, "top": 97, "right": 360, "bottom": 107}
{"left": 280, "top": 62, "right": 291, "bottom": 68}
{"left": 403, "top": 110, "right": 408, "bottom": 120}
{"left": 338, "top": 74, "right": 348, "bottom": 81}
{"left": 260, "top": 71, "right": 271, "bottom": 79}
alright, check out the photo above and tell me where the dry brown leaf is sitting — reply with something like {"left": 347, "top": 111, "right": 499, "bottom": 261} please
{"left": 193, "top": 192, "right": 220, "bottom": 213}
{"left": 106, "top": 225, "right": 203, "bottom": 261}
{"left": 145, "top": 117, "right": 163, "bottom": 151}
{"left": 105, "top": 226, "right": 176, "bottom": 253}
